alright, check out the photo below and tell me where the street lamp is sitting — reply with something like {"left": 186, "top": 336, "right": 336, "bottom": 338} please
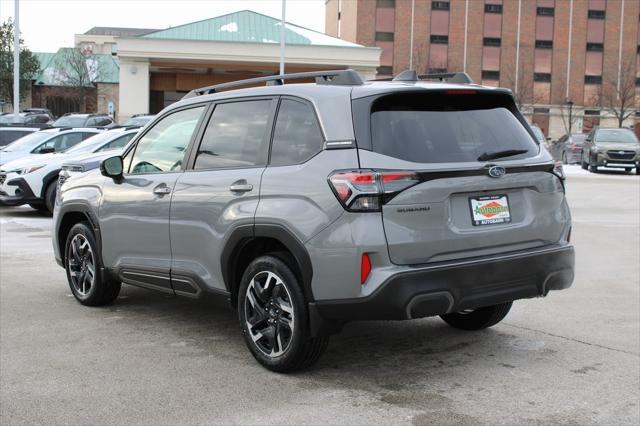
{"left": 565, "top": 100, "right": 574, "bottom": 134}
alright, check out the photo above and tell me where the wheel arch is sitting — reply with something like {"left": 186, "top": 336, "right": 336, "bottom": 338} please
{"left": 56, "top": 203, "right": 101, "bottom": 264}
{"left": 221, "top": 224, "right": 314, "bottom": 307}
{"left": 39, "top": 168, "right": 62, "bottom": 198}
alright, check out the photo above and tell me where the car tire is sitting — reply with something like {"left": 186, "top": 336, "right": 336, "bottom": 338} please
{"left": 581, "top": 155, "right": 588, "bottom": 170}
{"left": 44, "top": 181, "right": 57, "bottom": 214}
{"left": 238, "top": 254, "right": 329, "bottom": 373}
{"left": 624, "top": 168, "right": 632, "bottom": 173}
{"left": 440, "top": 302, "right": 513, "bottom": 331}
{"left": 64, "top": 222, "right": 121, "bottom": 306}
{"left": 562, "top": 152, "right": 568, "bottom": 165}
{"left": 636, "top": 167, "right": 640, "bottom": 175}
{"left": 588, "top": 154, "right": 598, "bottom": 173}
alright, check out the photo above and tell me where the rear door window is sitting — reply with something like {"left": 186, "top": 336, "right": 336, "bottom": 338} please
{"left": 270, "top": 99, "right": 323, "bottom": 166}
{"left": 193, "top": 100, "right": 271, "bottom": 170}
{"left": 369, "top": 93, "right": 538, "bottom": 163}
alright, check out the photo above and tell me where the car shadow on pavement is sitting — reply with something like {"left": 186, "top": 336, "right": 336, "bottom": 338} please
{"left": 107, "top": 285, "right": 532, "bottom": 381}
{"left": 0, "top": 206, "right": 50, "bottom": 218}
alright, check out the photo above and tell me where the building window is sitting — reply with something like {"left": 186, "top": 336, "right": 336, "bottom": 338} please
{"left": 430, "top": 35, "right": 449, "bottom": 44}
{"left": 534, "top": 73, "right": 552, "bottom": 82}
{"left": 537, "top": 7, "right": 554, "bottom": 16}
{"left": 428, "top": 68, "right": 448, "bottom": 74}
{"left": 584, "top": 109, "right": 600, "bottom": 116}
{"left": 588, "top": 10, "right": 605, "bottom": 19}
{"left": 485, "top": 4, "right": 503, "bottom": 14}
{"left": 636, "top": 77, "right": 640, "bottom": 87}
{"left": 432, "top": 1, "right": 450, "bottom": 11}
{"left": 584, "top": 75, "right": 602, "bottom": 84}
{"left": 377, "top": 0, "right": 395, "bottom": 7}
{"left": 586, "top": 42, "right": 604, "bottom": 51}
{"left": 482, "top": 70, "right": 500, "bottom": 80}
{"left": 375, "top": 32, "right": 394, "bottom": 42}
{"left": 533, "top": 107, "right": 550, "bottom": 114}
{"left": 483, "top": 37, "right": 501, "bottom": 47}
{"left": 377, "top": 66, "right": 393, "bottom": 75}
{"left": 535, "top": 40, "right": 553, "bottom": 49}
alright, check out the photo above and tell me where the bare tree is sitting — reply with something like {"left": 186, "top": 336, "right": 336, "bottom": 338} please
{"left": 52, "top": 48, "right": 101, "bottom": 112}
{"left": 598, "top": 59, "right": 637, "bottom": 128}
{"left": 501, "top": 65, "right": 546, "bottom": 112}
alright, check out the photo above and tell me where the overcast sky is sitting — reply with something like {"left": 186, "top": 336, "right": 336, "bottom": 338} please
{"left": 0, "top": 0, "right": 326, "bottom": 53}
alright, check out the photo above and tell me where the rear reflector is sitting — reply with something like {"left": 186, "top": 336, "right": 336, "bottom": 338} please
{"left": 361, "top": 253, "right": 372, "bottom": 284}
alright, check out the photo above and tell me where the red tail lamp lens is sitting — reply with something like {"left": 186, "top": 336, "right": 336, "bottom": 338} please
{"left": 360, "top": 253, "right": 372, "bottom": 285}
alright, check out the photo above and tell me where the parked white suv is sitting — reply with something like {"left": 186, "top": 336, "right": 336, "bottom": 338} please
{"left": 0, "top": 128, "right": 138, "bottom": 212}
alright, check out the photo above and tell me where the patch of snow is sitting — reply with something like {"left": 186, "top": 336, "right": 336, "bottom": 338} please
{"left": 220, "top": 22, "right": 238, "bottom": 33}
{"left": 262, "top": 38, "right": 278, "bottom": 43}
{"left": 563, "top": 164, "right": 639, "bottom": 179}
{"left": 283, "top": 23, "right": 362, "bottom": 47}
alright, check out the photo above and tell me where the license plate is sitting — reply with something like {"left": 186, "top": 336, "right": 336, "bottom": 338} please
{"left": 469, "top": 195, "right": 511, "bottom": 226}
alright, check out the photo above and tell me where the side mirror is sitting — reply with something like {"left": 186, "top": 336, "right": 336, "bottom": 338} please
{"left": 100, "top": 155, "right": 124, "bottom": 179}
{"left": 39, "top": 147, "right": 55, "bottom": 154}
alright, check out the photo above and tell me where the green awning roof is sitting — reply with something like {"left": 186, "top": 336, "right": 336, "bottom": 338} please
{"left": 141, "top": 10, "right": 362, "bottom": 48}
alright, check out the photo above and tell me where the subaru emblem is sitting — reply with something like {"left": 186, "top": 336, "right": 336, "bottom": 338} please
{"left": 619, "top": 151, "right": 624, "bottom": 155}
{"left": 488, "top": 166, "right": 506, "bottom": 178}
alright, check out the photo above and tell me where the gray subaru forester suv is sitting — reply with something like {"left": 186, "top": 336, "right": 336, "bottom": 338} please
{"left": 53, "top": 70, "right": 574, "bottom": 372}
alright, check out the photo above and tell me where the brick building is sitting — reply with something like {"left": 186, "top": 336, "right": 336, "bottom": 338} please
{"left": 326, "top": 0, "right": 639, "bottom": 137}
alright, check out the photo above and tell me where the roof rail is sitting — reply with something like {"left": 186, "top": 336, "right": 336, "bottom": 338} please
{"left": 375, "top": 70, "right": 475, "bottom": 84}
{"left": 183, "top": 69, "right": 364, "bottom": 99}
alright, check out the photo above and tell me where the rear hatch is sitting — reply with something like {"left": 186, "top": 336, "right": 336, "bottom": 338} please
{"left": 352, "top": 89, "right": 569, "bottom": 265}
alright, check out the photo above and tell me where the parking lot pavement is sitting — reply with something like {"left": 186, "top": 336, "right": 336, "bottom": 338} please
{"left": 1, "top": 174, "right": 638, "bottom": 425}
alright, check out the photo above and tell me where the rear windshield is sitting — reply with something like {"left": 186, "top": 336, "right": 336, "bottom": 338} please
{"left": 53, "top": 116, "right": 87, "bottom": 128}
{"left": 570, "top": 134, "right": 586, "bottom": 144}
{"left": 369, "top": 93, "right": 538, "bottom": 163}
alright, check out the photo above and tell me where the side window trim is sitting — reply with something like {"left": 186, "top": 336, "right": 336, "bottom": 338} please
{"left": 267, "top": 96, "right": 326, "bottom": 167}
{"left": 184, "top": 96, "right": 278, "bottom": 171}
{"left": 123, "top": 103, "right": 209, "bottom": 175}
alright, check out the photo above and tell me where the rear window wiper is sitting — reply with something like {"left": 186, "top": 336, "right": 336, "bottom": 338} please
{"left": 477, "top": 149, "right": 528, "bottom": 162}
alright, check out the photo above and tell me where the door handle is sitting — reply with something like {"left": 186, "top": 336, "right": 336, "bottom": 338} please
{"left": 153, "top": 185, "right": 172, "bottom": 195}
{"left": 229, "top": 182, "right": 253, "bottom": 193}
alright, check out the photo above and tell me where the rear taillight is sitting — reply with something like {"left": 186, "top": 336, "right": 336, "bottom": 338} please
{"left": 328, "top": 170, "right": 419, "bottom": 212}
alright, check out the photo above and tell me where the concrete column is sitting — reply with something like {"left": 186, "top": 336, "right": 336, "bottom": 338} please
{"left": 118, "top": 59, "right": 150, "bottom": 123}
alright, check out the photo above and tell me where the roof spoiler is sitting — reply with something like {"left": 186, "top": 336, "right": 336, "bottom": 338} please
{"left": 182, "top": 69, "right": 364, "bottom": 99}
{"left": 375, "top": 70, "right": 475, "bottom": 84}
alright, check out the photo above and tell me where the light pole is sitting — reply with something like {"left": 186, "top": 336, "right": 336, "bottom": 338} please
{"left": 565, "top": 100, "right": 574, "bottom": 134}
{"left": 13, "top": 0, "right": 20, "bottom": 122}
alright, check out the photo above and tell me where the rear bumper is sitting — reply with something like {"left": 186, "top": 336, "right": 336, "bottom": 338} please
{"left": 310, "top": 244, "right": 574, "bottom": 325}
